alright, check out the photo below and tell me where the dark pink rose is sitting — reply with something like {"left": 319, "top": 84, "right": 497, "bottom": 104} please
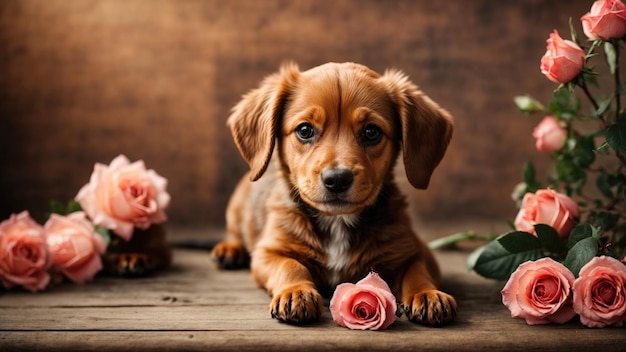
{"left": 501, "top": 258, "right": 576, "bottom": 325}
{"left": 75, "top": 154, "right": 170, "bottom": 240}
{"left": 329, "top": 272, "right": 397, "bottom": 330}
{"left": 514, "top": 189, "right": 580, "bottom": 239}
{"left": 573, "top": 256, "right": 626, "bottom": 328}
{"left": 540, "top": 30, "right": 585, "bottom": 83}
{"left": 0, "top": 211, "right": 51, "bottom": 292}
{"left": 532, "top": 116, "right": 567, "bottom": 153}
{"left": 45, "top": 212, "right": 107, "bottom": 284}
{"left": 582, "top": 0, "right": 626, "bottom": 40}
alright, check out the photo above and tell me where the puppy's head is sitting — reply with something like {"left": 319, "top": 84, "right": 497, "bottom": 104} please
{"left": 228, "top": 62, "right": 453, "bottom": 215}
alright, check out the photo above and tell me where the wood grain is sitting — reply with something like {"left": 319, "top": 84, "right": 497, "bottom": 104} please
{"left": 1, "top": 241, "right": 625, "bottom": 351}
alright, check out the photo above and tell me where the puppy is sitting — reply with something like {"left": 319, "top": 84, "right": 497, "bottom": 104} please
{"left": 211, "top": 62, "right": 456, "bottom": 326}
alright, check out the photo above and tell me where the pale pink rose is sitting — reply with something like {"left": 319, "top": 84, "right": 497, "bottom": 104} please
{"left": 0, "top": 211, "right": 51, "bottom": 292}
{"left": 582, "top": 0, "right": 626, "bottom": 40}
{"left": 501, "top": 258, "right": 576, "bottom": 325}
{"left": 329, "top": 272, "right": 397, "bottom": 330}
{"left": 532, "top": 116, "right": 567, "bottom": 153}
{"left": 573, "top": 256, "right": 626, "bottom": 328}
{"left": 514, "top": 189, "right": 580, "bottom": 239}
{"left": 75, "top": 155, "right": 170, "bottom": 240}
{"left": 45, "top": 212, "right": 107, "bottom": 284}
{"left": 540, "top": 30, "right": 585, "bottom": 83}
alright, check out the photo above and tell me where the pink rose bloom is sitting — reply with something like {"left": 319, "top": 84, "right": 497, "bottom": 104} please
{"left": 540, "top": 30, "right": 585, "bottom": 83}
{"left": 532, "top": 116, "right": 567, "bottom": 153}
{"left": 573, "top": 256, "right": 626, "bottom": 328}
{"left": 329, "top": 272, "right": 397, "bottom": 330}
{"left": 75, "top": 154, "right": 170, "bottom": 241}
{"left": 501, "top": 258, "right": 576, "bottom": 325}
{"left": 0, "top": 211, "right": 51, "bottom": 292}
{"left": 514, "top": 189, "right": 580, "bottom": 239}
{"left": 582, "top": 0, "right": 626, "bottom": 40}
{"left": 45, "top": 212, "right": 107, "bottom": 284}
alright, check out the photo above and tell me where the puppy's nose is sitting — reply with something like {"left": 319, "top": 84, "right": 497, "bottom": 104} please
{"left": 321, "top": 168, "right": 354, "bottom": 193}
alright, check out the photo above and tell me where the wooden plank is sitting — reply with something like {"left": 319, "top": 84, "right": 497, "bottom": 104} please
{"left": 1, "top": 248, "right": 625, "bottom": 351}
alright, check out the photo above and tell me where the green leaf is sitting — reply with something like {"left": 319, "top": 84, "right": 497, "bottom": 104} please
{"left": 594, "top": 211, "right": 620, "bottom": 230}
{"left": 472, "top": 240, "right": 544, "bottom": 281}
{"left": 95, "top": 226, "right": 112, "bottom": 248}
{"left": 606, "top": 119, "right": 626, "bottom": 152}
{"left": 594, "top": 97, "right": 613, "bottom": 117}
{"left": 605, "top": 41, "right": 618, "bottom": 74}
{"left": 562, "top": 237, "right": 599, "bottom": 277}
{"left": 49, "top": 200, "right": 66, "bottom": 215}
{"left": 596, "top": 173, "right": 614, "bottom": 198}
{"left": 521, "top": 161, "right": 540, "bottom": 192}
{"left": 534, "top": 224, "right": 565, "bottom": 254}
{"left": 570, "top": 136, "right": 596, "bottom": 168}
{"left": 67, "top": 200, "right": 82, "bottom": 213}
{"left": 567, "top": 223, "right": 599, "bottom": 248}
{"left": 497, "top": 231, "right": 542, "bottom": 253}
{"left": 555, "top": 158, "right": 587, "bottom": 183}
{"left": 514, "top": 95, "right": 545, "bottom": 113}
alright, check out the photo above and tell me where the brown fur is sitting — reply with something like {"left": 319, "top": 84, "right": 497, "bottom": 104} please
{"left": 211, "top": 62, "right": 456, "bottom": 326}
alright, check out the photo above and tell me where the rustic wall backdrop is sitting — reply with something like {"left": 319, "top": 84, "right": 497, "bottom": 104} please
{"left": 0, "top": 0, "right": 595, "bottom": 229}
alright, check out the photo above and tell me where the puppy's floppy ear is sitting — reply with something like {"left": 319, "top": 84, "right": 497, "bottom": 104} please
{"left": 380, "top": 69, "right": 453, "bottom": 189}
{"left": 228, "top": 62, "right": 300, "bottom": 181}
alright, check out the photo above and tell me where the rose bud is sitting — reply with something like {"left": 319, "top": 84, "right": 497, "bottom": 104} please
{"left": 582, "top": 0, "right": 626, "bottom": 40}
{"left": 514, "top": 189, "right": 579, "bottom": 239}
{"left": 532, "top": 116, "right": 567, "bottom": 153}
{"left": 540, "top": 30, "right": 585, "bottom": 83}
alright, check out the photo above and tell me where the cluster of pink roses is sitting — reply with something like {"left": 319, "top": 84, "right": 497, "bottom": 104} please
{"left": 502, "top": 255, "right": 626, "bottom": 328}
{"left": 0, "top": 155, "right": 170, "bottom": 292}
{"left": 495, "top": 1, "right": 626, "bottom": 328}
{"left": 534, "top": 0, "right": 626, "bottom": 153}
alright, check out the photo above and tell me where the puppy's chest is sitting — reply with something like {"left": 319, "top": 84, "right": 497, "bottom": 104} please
{"left": 316, "top": 215, "right": 359, "bottom": 286}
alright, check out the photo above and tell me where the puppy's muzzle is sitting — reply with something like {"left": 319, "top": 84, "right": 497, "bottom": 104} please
{"left": 321, "top": 168, "right": 354, "bottom": 194}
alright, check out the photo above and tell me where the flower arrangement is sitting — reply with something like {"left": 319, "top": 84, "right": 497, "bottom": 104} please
{"left": 432, "top": 0, "right": 626, "bottom": 328}
{"left": 0, "top": 154, "right": 170, "bottom": 292}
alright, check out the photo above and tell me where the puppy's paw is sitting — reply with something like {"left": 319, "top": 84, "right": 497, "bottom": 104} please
{"left": 404, "top": 290, "right": 457, "bottom": 326}
{"left": 210, "top": 240, "right": 250, "bottom": 269}
{"left": 270, "top": 284, "right": 323, "bottom": 324}
{"left": 103, "top": 253, "right": 156, "bottom": 277}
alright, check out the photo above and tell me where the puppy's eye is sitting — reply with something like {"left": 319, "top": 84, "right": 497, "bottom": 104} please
{"left": 361, "top": 124, "right": 383, "bottom": 146}
{"left": 295, "top": 123, "right": 316, "bottom": 142}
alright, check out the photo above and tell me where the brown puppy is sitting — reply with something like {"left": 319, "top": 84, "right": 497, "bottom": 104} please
{"left": 211, "top": 62, "right": 456, "bottom": 326}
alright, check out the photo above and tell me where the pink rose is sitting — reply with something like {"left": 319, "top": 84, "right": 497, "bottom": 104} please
{"left": 75, "top": 154, "right": 170, "bottom": 240}
{"left": 45, "top": 212, "right": 107, "bottom": 284}
{"left": 582, "top": 0, "right": 626, "bottom": 40}
{"left": 501, "top": 257, "right": 576, "bottom": 325}
{"left": 573, "top": 256, "right": 626, "bottom": 328}
{"left": 532, "top": 116, "right": 567, "bottom": 153}
{"left": 540, "top": 30, "right": 585, "bottom": 83}
{"left": 514, "top": 189, "right": 580, "bottom": 239}
{"left": 329, "top": 272, "right": 397, "bottom": 330}
{"left": 0, "top": 211, "right": 51, "bottom": 292}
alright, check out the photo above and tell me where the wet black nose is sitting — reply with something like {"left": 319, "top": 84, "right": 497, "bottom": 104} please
{"left": 321, "top": 168, "right": 354, "bottom": 193}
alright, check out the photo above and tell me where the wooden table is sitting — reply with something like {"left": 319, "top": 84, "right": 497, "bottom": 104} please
{"left": 1, "top": 229, "right": 625, "bottom": 351}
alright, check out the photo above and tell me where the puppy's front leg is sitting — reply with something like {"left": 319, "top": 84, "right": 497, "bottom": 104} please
{"left": 402, "top": 249, "right": 457, "bottom": 326}
{"left": 252, "top": 247, "right": 323, "bottom": 324}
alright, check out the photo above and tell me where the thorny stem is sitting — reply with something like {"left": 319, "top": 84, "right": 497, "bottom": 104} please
{"left": 579, "top": 80, "right": 608, "bottom": 129}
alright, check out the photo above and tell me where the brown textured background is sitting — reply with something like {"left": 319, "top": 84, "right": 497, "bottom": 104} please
{"left": 0, "top": 0, "right": 595, "bottom": 230}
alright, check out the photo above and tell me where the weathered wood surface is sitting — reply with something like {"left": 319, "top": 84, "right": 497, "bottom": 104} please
{"left": 1, "top": 231, "right": 625, "bottom": 352}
